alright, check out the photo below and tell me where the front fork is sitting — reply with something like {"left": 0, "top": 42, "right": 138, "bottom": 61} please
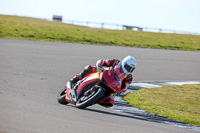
{"left": 65, "top": 81, "right": 77, "bottom": 104}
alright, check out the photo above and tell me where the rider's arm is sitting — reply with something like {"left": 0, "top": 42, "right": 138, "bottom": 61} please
{"left": 96, "top": 59, "right": 120, "bottom": 67}
{"left": 120, "top": 74, "right": 133, "bottom": 93}
{"left": 96, "top": 59, "right": 120, "bottom": 72}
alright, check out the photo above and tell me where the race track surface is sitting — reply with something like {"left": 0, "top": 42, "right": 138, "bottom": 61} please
{"left": 0, "top": 39, "right": 200, "bottom": 133}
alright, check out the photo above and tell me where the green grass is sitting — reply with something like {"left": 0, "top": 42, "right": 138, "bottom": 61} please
{"left": 0, "top": 15, "right": 200, "bottom": 51}
{"left": 124, "top": 84, "right": 200, "bottom": 127}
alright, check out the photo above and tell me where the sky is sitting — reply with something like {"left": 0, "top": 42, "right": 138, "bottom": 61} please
{"left": 0, "top": 0, "right": 200, "bottom": 33}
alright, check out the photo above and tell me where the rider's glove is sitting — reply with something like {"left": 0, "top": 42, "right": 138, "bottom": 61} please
{"left": 97, "top": 66, "right": 104, "bottom": 72}
{"left": 115, "top": 91, "right": 121, "bottom": 96}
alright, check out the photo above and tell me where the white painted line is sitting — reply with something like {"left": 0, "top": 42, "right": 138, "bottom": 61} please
{"left": 130, "top": 83, "right": 162, "bottom": 88}
{"left": 166, "top": 81, "right": 200, "bottom": 85}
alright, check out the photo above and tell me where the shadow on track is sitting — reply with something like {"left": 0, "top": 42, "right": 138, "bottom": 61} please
{"left": 84, "top": 107, "right": 185, "bottom": 125}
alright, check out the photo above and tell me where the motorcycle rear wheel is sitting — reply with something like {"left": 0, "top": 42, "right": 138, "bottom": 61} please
{"left": 57, "top": 87, "right": 69, "bottom": 105}
{"left": 76, "top": 86, "right": 104, "bottom": 109}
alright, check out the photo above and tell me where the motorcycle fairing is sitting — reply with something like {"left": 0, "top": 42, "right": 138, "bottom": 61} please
{"left": 76, "top": 72, "right": 101, "bottom": 99}
{"left": 102, "top": 68, "right": 121, "bottom": 93}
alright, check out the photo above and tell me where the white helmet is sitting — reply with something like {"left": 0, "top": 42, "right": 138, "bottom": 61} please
{"left": 122, "top": 56, "right": 136, "bottom": 74}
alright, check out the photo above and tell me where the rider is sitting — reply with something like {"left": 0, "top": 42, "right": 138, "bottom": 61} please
{"left": 70, "top": 55, "right": 137, "bottom": 107}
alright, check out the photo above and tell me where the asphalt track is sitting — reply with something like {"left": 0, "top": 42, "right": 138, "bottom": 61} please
{"left": 0, "top": 39, "right": 200, "bottom": 133}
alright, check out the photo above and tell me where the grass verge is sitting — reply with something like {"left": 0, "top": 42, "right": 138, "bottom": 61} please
{"left": 124, "top": 84, "right": 200, "bottom": 127}
{"left": 0, "top": 15, "right": 200, "bottom": 51}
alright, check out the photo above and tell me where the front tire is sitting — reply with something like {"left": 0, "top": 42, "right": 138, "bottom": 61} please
{"left": 57, "top": 87, "right": 69, "bottom": 105}
{"left": 76, "top": 86, "right": 104, "bottom": 109}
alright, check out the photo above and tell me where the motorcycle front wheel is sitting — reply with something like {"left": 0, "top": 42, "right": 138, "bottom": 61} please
{"left": 76, "top": 86, "right": 104, "bottom": 109}
{"left": 57, "top": 87, "right": 69, "bottom": 105}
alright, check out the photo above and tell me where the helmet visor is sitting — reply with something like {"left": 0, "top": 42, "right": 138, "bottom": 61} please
{"left": 124, "top": 64, "right": 135, "bottom": 73}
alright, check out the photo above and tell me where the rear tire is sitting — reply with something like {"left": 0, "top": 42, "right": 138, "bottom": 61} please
{"left": 76, "top": 86, "right": 104, "bottom": 109}
{"left": 57, "top": 87, "right": 69, "bottom": 105}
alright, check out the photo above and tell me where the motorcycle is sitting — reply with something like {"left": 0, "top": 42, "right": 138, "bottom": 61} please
{"left": 57, "top": 66, "right": 126, "bottom": 109}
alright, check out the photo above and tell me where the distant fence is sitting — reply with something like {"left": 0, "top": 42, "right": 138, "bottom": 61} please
{"left": 61, "top": 19, "right": 200, "bottom": 35}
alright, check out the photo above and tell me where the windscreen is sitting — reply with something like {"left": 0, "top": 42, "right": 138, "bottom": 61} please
{"left": 114, "top": 62, "right": 126, "bottom": 81}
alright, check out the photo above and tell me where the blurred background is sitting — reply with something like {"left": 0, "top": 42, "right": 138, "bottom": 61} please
{"left": 0, "top": 0, "right": 200, "bottom": 34}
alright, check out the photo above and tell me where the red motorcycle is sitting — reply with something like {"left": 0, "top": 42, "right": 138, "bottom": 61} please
{"left": 57, "top": 66, "right": 126, "bottom": 109}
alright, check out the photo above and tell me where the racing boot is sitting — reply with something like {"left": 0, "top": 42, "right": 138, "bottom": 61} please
{"left": 70, "top": 65, "right": 96, "bottom": 89}
{"left": 70, "top": 74, "right": 82, "bottom": 88}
